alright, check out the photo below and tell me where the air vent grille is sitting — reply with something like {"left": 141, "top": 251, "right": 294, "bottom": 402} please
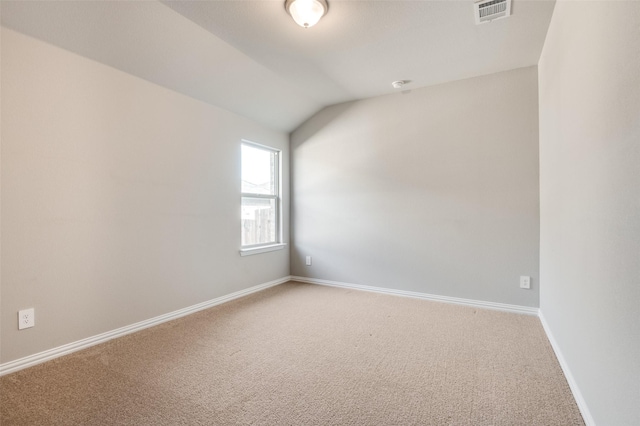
{"left": 474, "top": 0, "right": 511, "bottom": 24}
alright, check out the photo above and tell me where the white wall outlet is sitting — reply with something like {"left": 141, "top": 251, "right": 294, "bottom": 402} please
{"left": 18, "top": 308, "right": 35, "bottom": 330}
{"left": 520, "top": 276, "right": 531, "bottom": 289}
{"left": 305, "top": 256, "right": 312, "bottom": 266}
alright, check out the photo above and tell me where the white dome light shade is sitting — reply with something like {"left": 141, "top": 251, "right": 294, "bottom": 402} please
{"left": 285, "top": 0, "right": 328, "bottom": 28}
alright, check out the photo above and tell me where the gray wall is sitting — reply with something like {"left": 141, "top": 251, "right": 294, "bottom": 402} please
{"left": 538, "top": 2, "right": 640, "bottom": 425}
{"left": 291, "top": 66, "right": 540, "bottom": 307}
{"left": 1, "top": 28, "right": 289, "bottom": 363}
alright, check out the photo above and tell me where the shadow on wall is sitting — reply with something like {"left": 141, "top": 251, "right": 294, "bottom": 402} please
{"left": 291, "top": 101, "right": 357, "bottom": 148}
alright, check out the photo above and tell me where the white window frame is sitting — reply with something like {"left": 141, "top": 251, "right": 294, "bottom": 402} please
{"left": 240, "top": 140, "right": 285, "bottom": 256}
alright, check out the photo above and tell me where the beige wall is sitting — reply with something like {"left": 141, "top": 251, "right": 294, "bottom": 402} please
{"left": 1, "top": 28, "right": 290, "bottom": 363}
{"left": 538, "top": 2, "right": 640, "bottom": 425}
{"left": 291, "top": 66, "right": 540, "bottom": 307}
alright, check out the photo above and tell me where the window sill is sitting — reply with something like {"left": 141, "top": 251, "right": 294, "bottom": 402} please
{"left": 240, "top": 243, "right": 287, "bottom": 257}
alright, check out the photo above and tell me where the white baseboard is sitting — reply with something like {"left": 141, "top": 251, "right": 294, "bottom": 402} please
{"left": 290, "top": 276, "right": 539, "bottom": 316}
{"left": 0, "top": 276, "right": 291, "bottom": 377}
{"left": 539, "top": 311, "right": 596, "bottom": 426}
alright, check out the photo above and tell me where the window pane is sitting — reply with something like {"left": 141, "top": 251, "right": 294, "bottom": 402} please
{"left": 241, "top": 197, "right": 276, "bottom": 246}
{"left": 241, "top": 144, "right": 275, "bottom": 195}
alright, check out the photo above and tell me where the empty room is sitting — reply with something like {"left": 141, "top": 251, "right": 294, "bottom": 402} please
{"left": 1, "top": 0, "right": 638, "bottom": 425}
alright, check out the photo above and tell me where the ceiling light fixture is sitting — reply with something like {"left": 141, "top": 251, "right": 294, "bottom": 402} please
{"left": 285, "top": 0, "right": 328, "bottom": 28}
{"left": 392, "top": 80, "right": 407, "bottom": 89}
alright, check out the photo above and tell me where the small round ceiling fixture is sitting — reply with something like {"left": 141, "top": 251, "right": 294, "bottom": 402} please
{"left": 285, "top": 0, "right": 328, "bottom": 28}
{"left": 392, "top": 80, "right": 407, "bottom": 89}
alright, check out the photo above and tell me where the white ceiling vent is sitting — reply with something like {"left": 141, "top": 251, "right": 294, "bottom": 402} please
{"left": 474, "top": 0, "right": 511, "bottom": 25}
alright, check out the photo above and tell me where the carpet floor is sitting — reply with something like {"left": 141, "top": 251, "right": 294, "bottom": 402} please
{"left": 1, "top": 281, "right": 584, "bottom": 425}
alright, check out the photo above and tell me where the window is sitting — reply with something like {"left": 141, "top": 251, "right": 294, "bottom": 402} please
{"left": 241, "top": 141, "right": 282, "bottom": 254}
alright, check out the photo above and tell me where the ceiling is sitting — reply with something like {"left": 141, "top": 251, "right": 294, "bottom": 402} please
{"left": 1, "top": 0, "right": 556, "bottom": 132}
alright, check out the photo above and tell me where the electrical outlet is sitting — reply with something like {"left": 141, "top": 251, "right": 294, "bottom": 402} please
{"left": 18, "top": 308, "right": 35, "bottom": 330}
{"left": 305, "top": 256, "right": 312, "bottom": 266}
{"left": 520, "top": 276, "right": 531, "bottom": 289}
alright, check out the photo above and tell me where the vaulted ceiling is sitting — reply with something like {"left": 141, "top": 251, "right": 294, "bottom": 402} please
{"left": 1, "top": 0, "right": 556, "bottom": 132}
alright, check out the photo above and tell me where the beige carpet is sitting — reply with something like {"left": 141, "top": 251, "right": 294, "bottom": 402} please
{"left": 1, "top": 282, "right": 584, "bottom": 425}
